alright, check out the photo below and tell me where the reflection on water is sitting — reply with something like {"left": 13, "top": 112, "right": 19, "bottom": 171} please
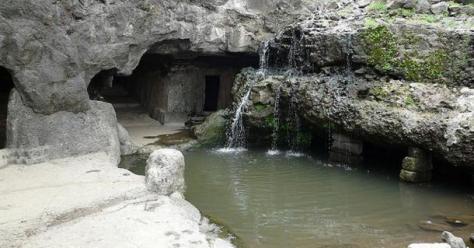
{"left": 120, "top": 150, "right": 474, "bottom": 248}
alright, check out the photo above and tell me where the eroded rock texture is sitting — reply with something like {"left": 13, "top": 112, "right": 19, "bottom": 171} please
{"left": 0, "top": 0, "right": 320, "bottom": 162}
{"left": 232, "top": 2, "right": 474, "bottom": 167}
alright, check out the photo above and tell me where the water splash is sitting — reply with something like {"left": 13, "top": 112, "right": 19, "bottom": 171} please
{"left": 224, "top": 40, "right": 271, "bottom": 150}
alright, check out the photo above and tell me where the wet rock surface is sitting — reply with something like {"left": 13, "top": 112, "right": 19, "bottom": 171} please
{"left": 192, "top": 110, "right": 228, "bottom": 147}
{"left": 234, "top": 68, "right": 474, "bottom": 167}
{"left": 227, "top": 1, "right": 474, "bottom": 167}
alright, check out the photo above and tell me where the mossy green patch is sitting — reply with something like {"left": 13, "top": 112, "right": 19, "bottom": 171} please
{"left": 362, "top": 25, "right": 449, "bottom": 83}
{"left": 254, "top": 103, "right": 270, "bottom": 112}
{"left": 369, "top": 86, "right": 389, "bottom": 101}
{"left": 367, "top": 1, "right": 388, "bottom": 13}
{"left": 404, "top": 95, "right": 417, "bottom": 107}
{"left": 419, "top": 14, "right": 439, "bottom": 23}
{"left": 364, "top": 17, "right": 379, "bottom": 28}
{"left": 264, "top": 115, "right": 276, "bottom": 129}
{"left": 391, "top": 8, "right": 416, "bottom": 18}
{"left": 362, "top": 25, "right": 398, "bottom": 72}
{"left": 399, "top": 50, "right": 447, "bottom": 81}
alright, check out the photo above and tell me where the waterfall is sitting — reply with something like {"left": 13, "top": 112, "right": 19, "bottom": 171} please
{"left": 287, "top": 28, "right": 306, "bottom": 76}
{"left": 267, "top": 86, "right": 282, "bottom": 155}
{"left": 259, "top": 40, "right": 270, "bottom": 76}
{"left": 287, "top": 86, "right": 302, "bottom": 152}
{"left": 225, "top": 87, "right": 252, "bottom": 149}
{"left": 222, "top": 41, "right": 271, "bottom": 151}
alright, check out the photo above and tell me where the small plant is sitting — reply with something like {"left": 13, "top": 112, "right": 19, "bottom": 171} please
{"left": 369, "top": 86, "right": 389, "bottom": 100}
{"left": 254, "top": 103, "right": 269, "bottom": 112}
{"left": 368, "top": 1, "right": 388, "bottom": 12}
{"left": 404, "top": 95, "right": 416, "bottom": 107}
{"left": 264, "top": 115, "right": 277, "bottom": 129}
{"left": 364, "top": 18, "right": 379, "bottom": 28}
{"left": 419, "top": 14, "right": 438, "bottom": 23}
{"left": 362, "top": 25, "right": 398, "bottom": 72}
{"left": 398, "top": 8, "right": 416, "bottom": 18}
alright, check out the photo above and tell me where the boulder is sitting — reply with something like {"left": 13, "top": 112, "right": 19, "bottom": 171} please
{"left": 145, "top": 149, "right": 185, "bottom": 195}
{"left": 415, "top": 0, "right": 432, "bottom": 13}
{"left": 400, "top": 169, "right": 432, "bottom": 183}
{"left": 387, "top": 0, "right": 418, "bottom": 9}
{"left": 431, "top": 2, "right": 449, "bottom": 15}
{"left": 192, "top": 110, "right": 227, "bottom": 147}
{"left": 418, "top": 220, "right": 453, "bottom": 232}
{"left": 6, "top": 90, "right": 121, "bottom": 165}
{"left": 441, "top": 231, "right": 466, "bottom": 248}
{"left": 400, "top": 147, "right": 433, "bottom": 183}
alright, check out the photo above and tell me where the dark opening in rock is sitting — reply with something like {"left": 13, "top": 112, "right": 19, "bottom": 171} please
{"left": 204, "top": 75, "right": 220, "bottom": 112}
{"left": 87, "top": 68, "right": 118, "bottom": 102}
{"left": 108, "top": 52, "right": 258, "bottom": 124}
{"left": 0, "top": 67, "right": 14, "bottom": 148}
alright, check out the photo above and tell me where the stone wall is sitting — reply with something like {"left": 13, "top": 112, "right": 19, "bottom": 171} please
{"left": 129, "top": 56, "right": 247, "bottom": 123}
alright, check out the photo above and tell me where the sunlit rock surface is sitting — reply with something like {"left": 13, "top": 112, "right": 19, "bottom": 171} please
{"left": 145, "top": 149, "right": 186, "bottom": 195}
{"left": 0, "top": 152, "right": 233, "bottom": 248}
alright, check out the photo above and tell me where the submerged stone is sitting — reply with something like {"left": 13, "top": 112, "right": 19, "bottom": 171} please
{"left": 400, "top": 169, "right": 432, "bottom": 183}
{"left": 408, "top": 244, "right": 450, "bottom": 248}
{"left": 418, "top": 220, "right": 453, "bottom": 232}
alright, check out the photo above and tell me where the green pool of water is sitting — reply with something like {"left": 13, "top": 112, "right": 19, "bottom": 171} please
{"left": 120, "top": 150, "right": 474, "bottom": 248}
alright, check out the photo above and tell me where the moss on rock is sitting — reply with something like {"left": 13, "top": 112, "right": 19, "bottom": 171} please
{"left": 192, "top": 110, "right": 227, "bottom": 147}
{"left": 361, "top": 24, "right": 452, "bottom": 83}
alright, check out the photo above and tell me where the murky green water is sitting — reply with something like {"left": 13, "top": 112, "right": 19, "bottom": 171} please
{"left": 120, "top": 150, "right": 474, "bottom": 248}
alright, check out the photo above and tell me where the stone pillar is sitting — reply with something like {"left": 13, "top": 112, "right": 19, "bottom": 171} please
{"left": 328, "top": 133, "right": 363, "bottom": 165}
{"left": 399, "top": 147, "right": 433, "bottom": 183}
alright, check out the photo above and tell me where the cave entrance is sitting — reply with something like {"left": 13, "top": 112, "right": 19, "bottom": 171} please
{"left": 113, "top": 52, "right": 258, "bottom": 125}
{"left": 0, "top": 67, "right": 14, "bottom": 148}
{"left": 204, "top": 75, "right": 220, "bottom": 112}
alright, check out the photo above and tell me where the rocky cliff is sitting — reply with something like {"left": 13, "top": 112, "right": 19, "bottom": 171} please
{"left": 231, "top": 0, "right": 474, "bottom": 167}
{"left": 0, "top": 0, "right": 323, "bottom": 163}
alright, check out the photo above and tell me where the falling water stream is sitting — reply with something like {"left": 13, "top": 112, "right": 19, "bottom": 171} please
{"left": 223, "top": 41, "right": 271, "bottom": 151}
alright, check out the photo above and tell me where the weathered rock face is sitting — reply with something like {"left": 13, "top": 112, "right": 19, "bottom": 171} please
{"left": 228, "top": 1, "right": 474, "bottom": 168}
{"left": 235, "top": 67, "right": 474, "bottom": 166}
{"left": 0, "top": 0, "right": 321, "bottom": 162}
{"left": 7, "top": 89, "right": 121, "bottom": 164}
{"left": 0, "top": 0, "right": 320, "bottom": 114}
